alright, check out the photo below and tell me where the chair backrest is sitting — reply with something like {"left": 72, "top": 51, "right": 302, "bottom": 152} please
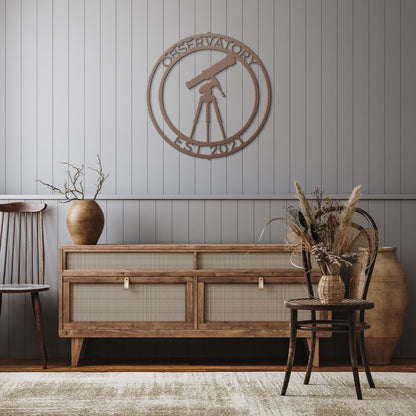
{"left": 0, "top": 202, "right": 47, "bottom": 285}
{"left": 301, "top": 206, "right": 379, "bottom": 301}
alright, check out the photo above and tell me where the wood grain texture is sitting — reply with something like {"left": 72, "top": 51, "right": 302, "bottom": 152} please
{"left": 58, "top": 243, "right": 325, "bottom": 368}
{"left": 71, "top": 338, "right": 86, "bottom": 367}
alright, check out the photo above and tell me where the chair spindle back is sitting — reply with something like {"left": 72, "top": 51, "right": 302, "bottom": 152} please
{"left": 0, "top": 202, "right": 47, "bottom": 285}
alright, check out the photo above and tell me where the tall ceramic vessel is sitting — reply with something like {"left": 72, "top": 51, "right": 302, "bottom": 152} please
{"left": 66, "top": 200, "right": 104, "bottom": 245}
{"left": 351, "top": 247, "right": 408, "bottom": 364}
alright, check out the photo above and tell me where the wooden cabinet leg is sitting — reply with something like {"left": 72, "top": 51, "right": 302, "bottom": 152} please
{"left": 306, "top": 337, "right": 320, "bottom": 367}
{"left": 71, "top": 338, "right": 86, "bottom": 367}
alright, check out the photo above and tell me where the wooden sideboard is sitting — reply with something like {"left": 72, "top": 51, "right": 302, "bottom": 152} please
{"left": 59, "top": 244, "right": 327, "bottom": 367}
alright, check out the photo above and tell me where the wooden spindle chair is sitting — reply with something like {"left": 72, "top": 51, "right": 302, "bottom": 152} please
{"left": 280, "top": 207, "right": 379, "bottom": 399}
{"left": 0, "top": 202, "right": 49, "bottom": 368}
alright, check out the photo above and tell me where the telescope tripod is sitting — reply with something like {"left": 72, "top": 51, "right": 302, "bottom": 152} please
{"left": 189, "top": 80, "right": 227, "bottom": 142}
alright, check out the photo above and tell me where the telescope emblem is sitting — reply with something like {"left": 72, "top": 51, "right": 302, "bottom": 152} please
{"left": 147, "top": 33, "right": 271, "bottom": 159}
{"left": 186, "top": 54, "right": 236, "bottom": 142}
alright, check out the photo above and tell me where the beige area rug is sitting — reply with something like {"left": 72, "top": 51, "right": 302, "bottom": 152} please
{"left": 1, "top": 372, "right": 416, "bottom": 416}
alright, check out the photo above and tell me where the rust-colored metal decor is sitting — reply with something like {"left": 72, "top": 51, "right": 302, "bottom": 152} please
{"left": 147, "top": 33, "right": 271, "bottom": 158}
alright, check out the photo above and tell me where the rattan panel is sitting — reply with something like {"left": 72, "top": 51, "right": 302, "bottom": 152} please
{"left": 205, "top": 283, "right": 317, "bottom": 321}
{"left": 66, "top": 252, "right": 194, "bottom": 270}
{"left": 198, "top": 252, "right": 317, "bottom": 269}
{"left": 71, "top": 283, "right": 186, "bottom": 321}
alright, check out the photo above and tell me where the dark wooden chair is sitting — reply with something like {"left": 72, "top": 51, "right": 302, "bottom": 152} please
{"left": 280, "top": 207, "right": 379, "bottom": 399}
{"left": 0, "top": 202, "right": 49, "bottom": 368}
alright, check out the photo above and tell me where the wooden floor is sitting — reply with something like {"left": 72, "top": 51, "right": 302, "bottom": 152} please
{"left": 1, "top": 359, "right": 416, "bottom": 372}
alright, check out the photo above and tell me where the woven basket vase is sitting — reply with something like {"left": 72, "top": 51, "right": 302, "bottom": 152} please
{"left": 318, "top": 275, "right": 345, "bottom": 305}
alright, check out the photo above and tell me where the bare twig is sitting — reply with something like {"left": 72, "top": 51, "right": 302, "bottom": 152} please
{"left": 89, "top": 155, "right": 109, "bottom": 200}
{"left": 37, "top": 154, "right": 108, "bottom": 202}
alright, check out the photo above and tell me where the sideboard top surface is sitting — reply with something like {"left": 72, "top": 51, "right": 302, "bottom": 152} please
{"left": 59, "top": 244, "right": 294, "bottom": 252}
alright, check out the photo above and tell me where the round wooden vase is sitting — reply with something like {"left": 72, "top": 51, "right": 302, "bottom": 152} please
{"left": 351, "top": 247, "right": 408, "bottom": 364}
{"left": 318, "top": 275, "right": 345, "bottom": 305}
{"left": 66, "top": 200, "right": 104, "bottom": 245}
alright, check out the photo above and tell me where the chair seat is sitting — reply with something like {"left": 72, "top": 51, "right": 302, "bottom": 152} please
{"left": 0, "top": 284, "right": 50, "bottom": 293}
{"left": 284, "top": 297, "right": 374, "bottom": 311}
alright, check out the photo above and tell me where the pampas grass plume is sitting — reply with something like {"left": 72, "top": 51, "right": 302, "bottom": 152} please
{"left": 336, "top": 185, "right": 361, "bottom": 253}
{"left": 294, "top": 181, "right": 317, "bottom": 230}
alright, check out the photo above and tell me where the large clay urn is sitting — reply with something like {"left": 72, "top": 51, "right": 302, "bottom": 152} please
{"left": 350, "top": 247, "right": 408, "bottom": 364}
{"left": 66, "top": 200, "right": 104, "bottom": 245}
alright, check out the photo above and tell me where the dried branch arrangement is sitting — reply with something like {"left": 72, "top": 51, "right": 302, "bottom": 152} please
{"left": 38, "top": 154, "right": 108, "bottom": 202}
{"left": 261, "top": 182, "right": 377, "bottom": 276}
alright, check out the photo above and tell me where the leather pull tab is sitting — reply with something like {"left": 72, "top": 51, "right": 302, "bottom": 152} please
{"left": 259, "top": 277, "right": 264, "bottom": 290}
{"left": 124, "top": 277, "right": 130, "bottom": 290}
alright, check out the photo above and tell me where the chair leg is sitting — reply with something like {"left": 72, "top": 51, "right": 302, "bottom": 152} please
{"left": 348, "top": 312, "right": 362, "bottom": 399}
{"left": 0, "top": 293, "right": 2, "bottom": 317}
{"left": 304, "top": 331, "right": 316, "bottom": 385}
{"left": 358, "top": 330, "right": 375, "bottom": 388}
{"left": 281, "top": 309, "right": 298, "bottom": 396}
{"left": 31, "top": 292, "right": 48, "bottom": 369}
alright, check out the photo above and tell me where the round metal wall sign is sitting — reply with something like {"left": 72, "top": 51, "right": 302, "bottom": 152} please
{"left": 147, "top": 33, "right": 271, "bottom": 159}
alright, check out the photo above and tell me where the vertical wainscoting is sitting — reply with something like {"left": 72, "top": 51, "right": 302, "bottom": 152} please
{"left": 1, "top": 0, "right": 415, "bottom": 197}
{"left": 0, "top": 196, "right": 415, "bottom": 361}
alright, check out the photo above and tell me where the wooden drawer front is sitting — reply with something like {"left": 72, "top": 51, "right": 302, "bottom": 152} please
{"left": 203, "top": 283, "right": 317, "bottom": 322}
{"left": 66, "top": 251, "right": 194, "bottom": 270}
{"left": 71, "top": 283, "right": 187, "bottom": 322}
{"left": 197, "top": 252, "right": 318, "bottom": 270}
{"left": 198, "top": 252, "right": 293, "bottom": 269}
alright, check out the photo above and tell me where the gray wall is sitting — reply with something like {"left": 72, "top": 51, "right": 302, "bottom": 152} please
{"left": 0, "top": 0, "right": 415, "bottom": 361}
